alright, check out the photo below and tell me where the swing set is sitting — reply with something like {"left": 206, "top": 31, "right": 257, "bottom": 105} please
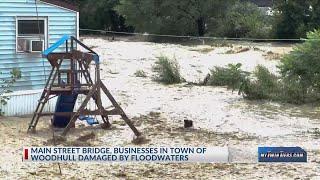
{"left": 27, "top": 35, "right": 141, "bottom": 137}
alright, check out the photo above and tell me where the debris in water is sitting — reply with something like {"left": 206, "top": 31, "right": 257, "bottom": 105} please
{"left": 77, "top": 132, "right": 96, "bottom": 142}
{"left": 184, "top": 120, "right": 193, "bottom": 128}
{"left": 263, "top": 51, "right": 282, "bottom": 60}
{"left": 132, "top": 135, "right": 150, "bottom": 145}
{"left": 101, "top": 122, "right": 112, "bottom": 129}
{"left": 115, "top": 169, "right": 127, "bottom": 177}
{"left": 46, "top": 135, "right": 66, "bottom": 145}
{"left": 224, "top": 46, "right": 250, "bottom": 54}
{"left": 202, "top": 73, "right": 211, "bottom": 85}
{"left": 28, "top": 171, "right": 37, "bottom": 175}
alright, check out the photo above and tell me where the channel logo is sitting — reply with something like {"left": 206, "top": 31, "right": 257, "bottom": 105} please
{"left": 258, "top": 147, "right": 307, "bottom": 162}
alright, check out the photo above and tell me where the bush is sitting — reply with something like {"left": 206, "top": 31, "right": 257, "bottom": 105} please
{"left": 134, "top": 70, "right": 147, "bottom": 77}
{"left": 208, "top": 63, "right": 319, "bottom": 104}
{"left": 207, "top": 30, "right": 320, "bottom": 104}
{"left": 277, "top": 76, "right": 313, "bottom": 104}
{"left": 279, "top": 30, "right": 320, "bottom": 91}
{"left": 207, "top": 63, "right": 249, "bottom": 90}
{"left": 238, "top": 65, "right": 320, "bottom": 104}
{"left": 239, "top": 65, "right": 280, "bottom": 100}
{"left": 277, "top": 29, "right": 320, "bottom": 103}
{"left": 152, "top": 56, "right": 183, "bottom": 84}
{"left": 0, "top": 68, "right": 21, "bottom": 115}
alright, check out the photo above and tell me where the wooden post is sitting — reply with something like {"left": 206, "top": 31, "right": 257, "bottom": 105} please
{"left": 100, "top": 81, "right": 141, "bottom": 137}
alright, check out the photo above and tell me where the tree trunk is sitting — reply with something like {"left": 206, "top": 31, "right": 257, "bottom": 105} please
{"left": 197, "top": 17, "right": 205, "bottom": 36}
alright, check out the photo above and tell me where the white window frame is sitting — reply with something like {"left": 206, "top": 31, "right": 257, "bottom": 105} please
{"left": 15, "top": 16, "right": 48, "bottom": 54}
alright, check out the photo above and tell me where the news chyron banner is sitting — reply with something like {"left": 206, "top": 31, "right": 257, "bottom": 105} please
{"left": 22, "top": 146, "right": 308, "bottom": 163}
{"left": 23, "top": 147, "right": 230, "bottom": 163}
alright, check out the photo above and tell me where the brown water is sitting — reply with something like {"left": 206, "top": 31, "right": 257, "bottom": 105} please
{"left": 0, "top": 38, "right": 319, "bottom": 179}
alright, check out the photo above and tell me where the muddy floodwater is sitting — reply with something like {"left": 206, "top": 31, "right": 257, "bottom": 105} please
{"left": 0, "top": 37, "right": 319, "bottom": 179}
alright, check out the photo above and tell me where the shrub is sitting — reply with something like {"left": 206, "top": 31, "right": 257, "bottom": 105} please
{"left": 0, "top": 68, "right": 22, "bottom": 115}
{"left": 206, "top": 63, "right": 314, "bottom": 104}
{"left": 206, "top": 30, "right": 320, "bottom": 105}
{"left": 238, "top": 65, "right": 319, "bottom": 104}
{"left": 239, "top": 65, "right": 280, "bottom": 100}
{"left": 207, "top": 63, "right": 249, "bottom": 90}
{"left": 278, "top": 76, "right": 310, "bottom": 104}
{"left": 152, "top": 56, "right": 183, "bottom": 84}
{"left": 277, "top": 29, "right": 320, "bottom": 103}
{"left": 279, "top": 30, "right": 320, "bottom": 91}
{"left": 134, "top": 70, "right": 147, "bottom": 77}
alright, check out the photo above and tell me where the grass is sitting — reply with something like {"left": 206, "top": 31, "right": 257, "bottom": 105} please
{"left": 152, "top": 56, "right": 183, "bottom": 84}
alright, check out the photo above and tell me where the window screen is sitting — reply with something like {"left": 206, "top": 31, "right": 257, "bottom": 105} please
{"left": 18, "top": 20, "right": 44, "bottom": 35}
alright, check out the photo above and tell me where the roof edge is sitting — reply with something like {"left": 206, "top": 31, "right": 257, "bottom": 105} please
{"left": 39, "top": 0, "right": 79, "bottom": 12}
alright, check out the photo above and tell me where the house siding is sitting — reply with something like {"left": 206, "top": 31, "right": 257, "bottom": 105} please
{"left": 0, "top": 0, "right": 77, "bottom": 91}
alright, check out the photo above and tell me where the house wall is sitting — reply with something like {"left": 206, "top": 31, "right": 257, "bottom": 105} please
{"left": 0, "top": 0, "right": 78, "bottom": 116}
{"left": 0, "top": 0, "right": 77, "bottom": 91}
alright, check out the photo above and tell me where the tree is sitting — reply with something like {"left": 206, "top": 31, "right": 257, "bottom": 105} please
{"left": 172, "top": 0, "right": 234, "bottom": 36}
{"left": 116, "top": 0, "right": 235, "bottom": 36}
{"left": 214, "top": 1, "right": 271, "bottom": 38}
{"left": 272, "top": 0, "right": 320, "bottom": 38}
{"left": 79, "top": 0, "right": 133, "bottom": 32}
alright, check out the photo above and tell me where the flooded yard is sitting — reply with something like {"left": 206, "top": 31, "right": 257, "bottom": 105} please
{"left": 0, "top": 37, "right": 319, "bottom": 179}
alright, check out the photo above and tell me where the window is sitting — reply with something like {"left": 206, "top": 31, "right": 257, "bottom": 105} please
{"left": 18, "top": 20, "right": 45, "bottom": 35}
{"left": 16, "top": 17, "right": 47, "bottom": 53}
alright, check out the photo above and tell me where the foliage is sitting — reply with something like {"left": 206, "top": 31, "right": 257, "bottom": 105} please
{"left": 0, "top": 68, "right": 22, "bottom": 115}
{"left": 205, "top": 29, "right": 320, "bottom": 105}
{"left": 152, "top": 56, "right": 183, "bottom": 84}
{"left": 207, "top": 63, "right": 249, "bottom": 90}
{"left": 208, "top": 61, "right": 320, "bottom": 104}
{"left": 239, "top": 65, "right": 280, "bottom": 100}
{"left": 134, "top": 70, "right": 147, "bottom": 77}
{"left": 77, "top": 0, "right": 320, "bottom": 39}
{"left": 272, "top": 0, "right": 320, "bottom": 38}
{"left": 277, "top": 29, "right": 320, "bottom": 103}
{"left": 79, "top": 0, "right": 133, "bottom": 32}
{"left": 116, "top": 0, "right": 235, "bottom": 36}
{"left": 278, "top": 76, "right": 320, "bottom": 104}
{"left": 212, "top": 1, "right": 271, "bottom": 38}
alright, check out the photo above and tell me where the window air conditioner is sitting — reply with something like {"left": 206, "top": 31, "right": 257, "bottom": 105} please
{"left": 29, "top": 40, "right": 44, "bottom": 52}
